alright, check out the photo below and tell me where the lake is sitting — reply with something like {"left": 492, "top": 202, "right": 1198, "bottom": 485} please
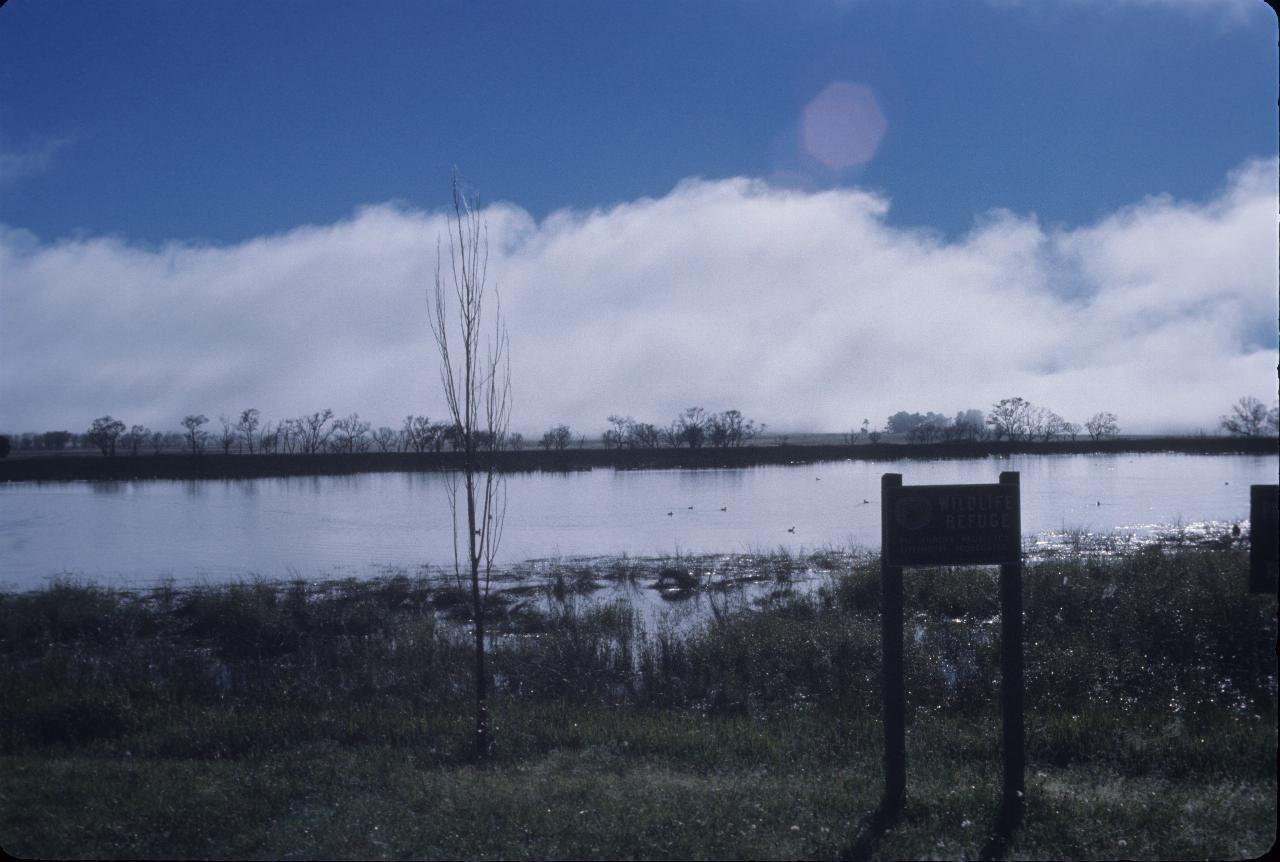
{"left": 1, "top": 452, "right": 1275, "bottom": 591}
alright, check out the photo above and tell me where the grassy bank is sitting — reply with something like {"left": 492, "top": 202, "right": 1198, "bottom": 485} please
{"left": 1, "top": 548, "right": 1275, "bottom": 859}
{"left": 2, "top": 435, "right": 1275, "bottom": 482}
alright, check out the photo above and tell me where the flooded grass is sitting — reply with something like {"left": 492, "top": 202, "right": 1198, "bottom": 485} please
{"left": 1, "top": 545, "right": 1274, "bottom": 859}
{"left": 1030, "top": 519, "right": 1249, "bottom": 559}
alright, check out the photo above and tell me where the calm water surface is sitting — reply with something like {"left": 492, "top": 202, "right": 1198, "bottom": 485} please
{"left": 1, "top": 453, "right": 1274, "bottom": 590}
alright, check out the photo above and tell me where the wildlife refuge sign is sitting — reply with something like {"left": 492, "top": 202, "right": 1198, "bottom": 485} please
{"left": 878, "top": 472, "right": 1024, "bottom": 825}
{"left": 882, "top": 480, "right": 1021, "bottom": 566}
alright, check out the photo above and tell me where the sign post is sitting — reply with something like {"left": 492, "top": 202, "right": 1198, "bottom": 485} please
{"left": 879, "top": 473, "right": 906, "bottom": 813}
{"left": 879, "top": 471, "right": 1023, "bottom": 821}
{"left": 1249, "top": 485, "right": 1278, "bottom": 595}
{"left": 997, "top": 472, "right": 1024, "bottom": 821}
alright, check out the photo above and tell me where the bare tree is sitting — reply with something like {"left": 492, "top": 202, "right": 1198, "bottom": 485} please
{"left": 278, "top": 419, "right": 296, "bottom": 454}
{"left": 540, "top": 424, "right": 572, "bottom": 450}
{"left": 216, "top": 415, "right": 237, "bottom": 455}
{"left": 372, "top": 426, "right": 399, "bottom": 452}
{"left": 237, "top": 408, "right": 261, "bottom": 454}
{"left": 87, "top": 416, "right": 127, "bottom": 456}
{"left": 402, "top": 415, "right": 437, "bottom": 453}
{"left": 706, "top": 409, "right": 762, "bottom": 448}
{"left": 330, "top": 413, "right": 372, "bottom": 453}
{"left": 986, "top": 397, "right": 1033, "bottom": 441}
{"left": 430, "top": 421, "right": 453, "bottom": 451}
{"left": 258, "top": 421, "right": 279, "bottom": 454}
{"left": 670, "top": 406, "right": 708, "bottom": 448}
{"left": 629, "top": 421, "right": 660, "bottom": 449}
{"left": 402, "top": 415, "right": 425, "bottom": 452}
{"left": 1220, "top": 396, "right": 1271, "bottom": 437}
{"left": 600, "top": 415, "right": 662, "bottom": 449}
{"left": 1028, "top": 405, "right": 1068, "bottom": 442}
{"left": 124, "top": 424, "right": 150, "bottom": 456}
{"left": 295, "top": 409, "right": 335, "bottom": 454}
{"left": 603, "top": 414, "right": 632, "bottom": 449}
{"left": 180, "top": 415, "right": 209, "bottom": 455}
{"left": 429, "top": 171, "right": 511, "bottom": 760}
{"left": 1084, "top": 411, "right": 1120, "bottom": 441}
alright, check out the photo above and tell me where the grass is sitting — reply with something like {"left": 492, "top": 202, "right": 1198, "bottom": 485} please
{"left": 1, "top": 547, "right": 1275, "bottom": 859}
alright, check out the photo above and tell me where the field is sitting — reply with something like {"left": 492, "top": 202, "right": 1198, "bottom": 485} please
{"left": 1, "top": 546, "right": 1275, "bottom": 859}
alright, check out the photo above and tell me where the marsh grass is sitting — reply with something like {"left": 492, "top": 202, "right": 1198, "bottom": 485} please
{"left": 1, "top": 547, "right": 1275, "bottom": 859}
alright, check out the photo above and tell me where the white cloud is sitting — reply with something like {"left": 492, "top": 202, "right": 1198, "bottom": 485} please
{"left": 0, "top": 135, "right": 73, "bottom": 186}
{"left": 986, "top": 0, "right": 1264, "bottom": 23}
{"left": 1, "top": 159, "right": 1275, "bottom": 437}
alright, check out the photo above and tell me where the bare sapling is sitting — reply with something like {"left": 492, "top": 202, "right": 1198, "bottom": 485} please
{"left": 429, "top": 171, "right": 511, "bottom": 760}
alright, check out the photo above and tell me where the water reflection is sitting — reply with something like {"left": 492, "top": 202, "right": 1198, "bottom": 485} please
{"left": 229, "top": 479, "right": 259, "bottom": 498}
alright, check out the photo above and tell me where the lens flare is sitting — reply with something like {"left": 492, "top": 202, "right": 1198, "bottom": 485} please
{"left": 801, "top": 82, "right": 887, "bottom": 171}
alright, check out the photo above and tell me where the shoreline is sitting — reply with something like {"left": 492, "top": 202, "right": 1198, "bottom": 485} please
{"left": 2, "top": 435, "right": 1275, "bottom": 482}
{"left": 0, "top": 522, "right": 1253, "bottom": 596}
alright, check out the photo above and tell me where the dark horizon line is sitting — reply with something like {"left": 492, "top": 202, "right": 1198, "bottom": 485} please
{"left": 2, "top": 436, "right": 1275, "bottom": 483}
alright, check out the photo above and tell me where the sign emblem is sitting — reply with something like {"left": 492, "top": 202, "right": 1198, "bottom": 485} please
{"left": 894, "top": 496, "right": 933, "bottom": 531}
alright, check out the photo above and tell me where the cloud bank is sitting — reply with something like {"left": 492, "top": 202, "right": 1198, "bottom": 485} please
{"left": 1, "top": 158, "right": 1275, "bottom": 436}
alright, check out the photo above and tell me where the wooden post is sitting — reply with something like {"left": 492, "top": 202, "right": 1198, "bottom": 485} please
{"left": 1249, "top": 485, "right": 1279, "bottom": 594}
{"left": 880, "top": 473, "right": 906, "bottom": 813}
{"left": 998, "top": 470, "right": 1024, "bottom": 821}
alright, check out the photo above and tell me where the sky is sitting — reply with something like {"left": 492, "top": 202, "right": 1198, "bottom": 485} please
{"left": 0, "top": 0, "right": 1276, "bottom": 437}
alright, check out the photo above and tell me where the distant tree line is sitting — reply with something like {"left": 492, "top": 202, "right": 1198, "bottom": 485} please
{"left": 529, "top": 408, "right": 764, "bottom": 452}
{"left": 847, "top": 398, "right": 1121, "bottom": 444}
{"left": 596, "top": 407, "right": 762, "bottom": 450}
{"left": 540, "top": 408, "right": 765, "bottom": 452}
{"left": 1, "top": 395, "right": 1273, "bottom": 459}
{"left": 1, "top": 409, "right": 519, "bottom": 458}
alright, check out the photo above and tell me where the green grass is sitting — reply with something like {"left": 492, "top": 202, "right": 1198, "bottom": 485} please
{"left": 4, "top": 722, "right": 1273, "bottom": 860}
{"left": 1, "top": 547, "right": 1275, "bottom": 859}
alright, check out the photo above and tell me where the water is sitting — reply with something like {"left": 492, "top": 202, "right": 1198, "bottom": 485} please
{"left": 1, "top": 452, "right": 1274, "bottom": 591}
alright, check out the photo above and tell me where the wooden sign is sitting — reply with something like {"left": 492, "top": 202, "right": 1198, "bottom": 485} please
{"left": 1249, "top": 484, "right": 1278, "bottom": 594}
{"left": 877, "top": 472, "right": 1024, "bottom": 826}
{"left": 882, "top": 481, "right": 1020, "bottom": 566}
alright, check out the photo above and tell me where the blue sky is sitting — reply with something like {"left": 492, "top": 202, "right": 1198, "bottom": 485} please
{"left": 3, "top": 0, "right": 1272, "bottom": 241}
{"left": 0, "top": 0, "right": 1276, "bottom": 434}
